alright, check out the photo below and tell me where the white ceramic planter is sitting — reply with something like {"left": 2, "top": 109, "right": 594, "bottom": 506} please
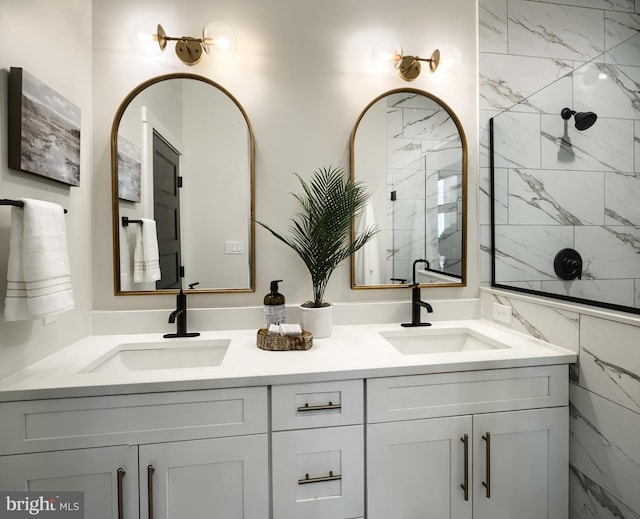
{"left": 300, "top": 304, "right": 333, "bottom": 338}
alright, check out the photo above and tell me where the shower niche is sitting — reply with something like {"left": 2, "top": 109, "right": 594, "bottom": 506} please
{"left": 490, "top": 31, "right": 640, "bottom": 315}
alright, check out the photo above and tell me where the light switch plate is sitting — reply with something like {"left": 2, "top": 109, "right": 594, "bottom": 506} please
{"left": 224, "top": 241, "right": 244, "bottom": 254}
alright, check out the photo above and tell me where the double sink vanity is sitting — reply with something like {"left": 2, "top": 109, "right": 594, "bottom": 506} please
{"left": 0, "top": 319, "right": 575, "bottom": 519}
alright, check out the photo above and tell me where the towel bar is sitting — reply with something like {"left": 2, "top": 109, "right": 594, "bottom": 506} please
{"left": 0, "top": 198, "right": 68, "bottom": 213}
{"left": 121, "top": 216, "right": 143, "bottom": 227}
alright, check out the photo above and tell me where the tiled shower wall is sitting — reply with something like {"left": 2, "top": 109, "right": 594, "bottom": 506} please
{"left": 478, "top": 0, "right": 640, "bottom": 287}
{"left": 478, "top": 0, "right": 640, "bottom": 517}
{"left": 490, "top": 35, "right": 640, "bottom": 308}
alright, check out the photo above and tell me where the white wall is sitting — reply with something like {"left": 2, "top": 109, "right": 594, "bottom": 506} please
{"left": 0, "top": 0, "right": 93, "bottom": 379}
{"left": 91, "top": 0, "right": 480, "bottom": 311}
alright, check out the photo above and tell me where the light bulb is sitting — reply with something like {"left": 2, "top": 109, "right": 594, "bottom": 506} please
{"left": 203, "top": 23, "right": 237, "bottom": 60}
{"left": 137, "top": 32, "right": 155, "bottom": 42}
{"left": 371, "top": 39, "right": 403, "bottom": 75}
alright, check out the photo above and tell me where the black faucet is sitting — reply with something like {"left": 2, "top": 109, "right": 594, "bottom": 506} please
{"left": 164, "top": 284, "right": 200, "bottom": 338}
{"left": 401, "top": 259, "right": 433, "bottom": 328}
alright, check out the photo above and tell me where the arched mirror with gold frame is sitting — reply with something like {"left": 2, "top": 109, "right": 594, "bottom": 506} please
{"left": 350, "top": 88, "right": 467, "bottom": 289}
{"left": 111, "top": 73, "right": 255, "bottom": 295}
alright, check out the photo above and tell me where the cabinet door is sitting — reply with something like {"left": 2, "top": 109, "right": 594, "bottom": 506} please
{"left": 140, "top": 434, "right": 268, "bottom": 519}
{"left": 473, "top": 406, "right": 568, "bottom": 519}
{"left": 272, "top": 425, "right": 364, "bottom": 519}
{"left": 0, "top": 445, "right": 138, "bottom": 519}
{"left": 367, "top": 416, "right": 472, "bottom": 519}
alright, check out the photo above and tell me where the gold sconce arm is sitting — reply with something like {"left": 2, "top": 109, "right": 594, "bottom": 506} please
{"left": 397, "top": 49, "right": 440, "bottom": 81}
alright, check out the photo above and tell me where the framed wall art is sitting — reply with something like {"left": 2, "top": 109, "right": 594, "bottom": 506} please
{"left": 117, "top": 135, "right": 142, "bottom": 203}
{"left": 8, "top": 67, "right": 81, "bottom": 186}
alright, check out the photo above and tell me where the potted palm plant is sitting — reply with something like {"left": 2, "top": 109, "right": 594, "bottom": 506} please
{"left": 257, "top": 166, "right": 377, "bottom": 338}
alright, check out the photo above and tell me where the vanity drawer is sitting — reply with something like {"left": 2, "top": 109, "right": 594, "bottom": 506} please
{"left": 367, "top": 365, "right": 568, "bottom": 423}
{"left": 0, "top": 386, "right": 268, "bottom": 455}
{"left": 271, "top": 380, "right": 363, "bottom": 431}
{"left": 272, "top": 425, "right": 364, "bottom": 519}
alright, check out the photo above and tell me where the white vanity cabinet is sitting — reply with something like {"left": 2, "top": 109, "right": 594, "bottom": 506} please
{"left": 0, "top": 350, "right": 574, "bottom": 519}
{"left": 139, "top": 434, "right": 268, "bottom": 518}
{"left": 270, "top": 380, "right": 365, "bottom": 519}
{"left": 366, "top": 365, "right": 569, "bottom": 519}
{"left": 0, "top": 446, "right": 139, "bottom": 519}
{"left": 0, "top": 387, "right": 269, "bottom": 519}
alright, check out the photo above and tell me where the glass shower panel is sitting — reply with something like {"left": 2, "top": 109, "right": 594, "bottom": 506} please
{"left": 389, "top": 156, "right": 427, "bottom": 284}
{"left": 491, "top": 31, "right": 640, "bottom": 314}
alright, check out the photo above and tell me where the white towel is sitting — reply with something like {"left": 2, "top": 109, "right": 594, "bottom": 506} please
{"left": 279, "top": 323, "right": 302, "bottom": 336}
{"left": 355, "top": 201, "right": 381, "bottom": 285}
{"left": 133, "top": 218, "right": 161, "bottom": 283}
{"left": 4, "top": 199, "right": 74, "bottom": 321}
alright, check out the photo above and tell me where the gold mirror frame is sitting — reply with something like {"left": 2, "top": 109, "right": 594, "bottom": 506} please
{"left": 350, "top": 88, "right": 467, "bottom": 289}
{"left": 110, "top": 73, "right": 255, "bottom": 295}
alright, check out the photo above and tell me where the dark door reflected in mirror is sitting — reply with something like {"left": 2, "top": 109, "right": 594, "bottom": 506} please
{"left": 111, "top": 74, "right": 255, "bottom": 295}
{"left": 350, "top": 88, "right": 467, "bottom": 289}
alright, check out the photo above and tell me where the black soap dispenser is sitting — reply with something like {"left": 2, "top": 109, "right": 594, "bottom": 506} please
{"left": 264, "top": 280, "right": 286, "bottom": 326}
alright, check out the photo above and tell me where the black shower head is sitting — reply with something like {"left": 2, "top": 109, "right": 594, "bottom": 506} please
{"left": 561, "top": 107, "right": 597, "bottom": 130}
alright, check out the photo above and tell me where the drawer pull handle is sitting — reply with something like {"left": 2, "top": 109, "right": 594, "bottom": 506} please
{"left": 147, "top": 465, "right": 155, "bottom": 519}
{"left": 117, "top": 468, "right": 125, "bottom": 519}
{"left": 482, "top": 432, "right": 491, "bottom": 498}
{"left": 297, "top": 402, "right": 342, "bottom": 412}
{"left": 298, "top": 470, "right": 342, "bottom": 485}
{"left": 460, "top": 434, "right": 469, "bottom": 501}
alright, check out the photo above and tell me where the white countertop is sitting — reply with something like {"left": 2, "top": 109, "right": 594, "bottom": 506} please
{"left": 0, "top": 319, "right": 577, "bottom": 401}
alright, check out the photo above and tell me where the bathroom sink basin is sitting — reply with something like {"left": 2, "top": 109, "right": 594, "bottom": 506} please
{"left": 81, "top": 339, "right": 230, "bottom": 373}
{"left": 380, "top": 328, "right": 510, "bottom": 355}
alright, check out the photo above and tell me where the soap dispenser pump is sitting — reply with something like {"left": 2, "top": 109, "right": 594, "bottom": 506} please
{"left": 264, "top": 280, "right": 286, "bottom": 326}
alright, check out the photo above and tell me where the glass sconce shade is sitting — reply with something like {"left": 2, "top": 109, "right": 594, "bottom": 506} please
{"left": 431, "top": 45, "right": 461, "bottom": 80}
{"left": 203, "top": 23, "right": 237, "bottom": 60}
{"left": 371, "top": 39, "right": 403, "bottom": 75}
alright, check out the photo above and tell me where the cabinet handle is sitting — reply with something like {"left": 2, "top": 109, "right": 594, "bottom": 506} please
{"left": 482, "top": 432, "right": 491, "bottom": 498}
{"left": 460, "top": 434, "right": 469, "bottom": 501}
{"left": 147, "top": 465, "right": 155, "bottom": 519}
{"left": 117, "top": 468, "right": 125, "bottom": 519}
{"left": 298, "top": 470, "right": 342, "bottom": 485}
{"left": 297, "top": 402, "right": 342, "bottom": 412}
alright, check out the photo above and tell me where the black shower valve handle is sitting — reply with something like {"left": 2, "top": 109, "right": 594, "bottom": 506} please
{"left": 554, "top": 248, "right": 583, "bottom": 280}
{"left": 562, "top": 258, "right": 582, "bottom": 279}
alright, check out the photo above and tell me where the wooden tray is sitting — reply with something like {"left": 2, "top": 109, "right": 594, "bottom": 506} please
{"left": 256, "top": 328, "right": 313, "bottom": 351}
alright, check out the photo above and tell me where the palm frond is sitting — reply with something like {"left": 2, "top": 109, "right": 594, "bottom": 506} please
{"left": 257, "top": 166, "right": 378, "bottom": 307}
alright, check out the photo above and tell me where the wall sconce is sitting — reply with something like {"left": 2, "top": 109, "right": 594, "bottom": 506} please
{"left": 396, "top": 50, "right": 440, "bottom": 81}
{"left": 149, "top": 23, "right": 237, "bottom": 66}
{"left": 372, "top": 42, "right": 440, "bottom": 81}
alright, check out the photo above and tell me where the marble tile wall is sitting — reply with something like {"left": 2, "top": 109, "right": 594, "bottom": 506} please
{"left": 478, "top": 1, "right": 640, "bottom": 515}
{"left": 479, "top": 0, "right": 640, "bottom": 288}
{"left": 481, "top": 289, "right": 640, "bottom": 517}
{"left": 479, "top": 0, "right": 640, "bottom": 309}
